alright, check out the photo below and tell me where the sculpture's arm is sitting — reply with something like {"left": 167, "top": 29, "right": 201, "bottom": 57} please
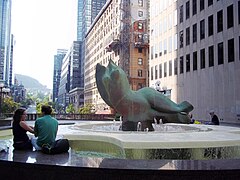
{"left": 140, "top": 88, "right": 193, "bottom": 113}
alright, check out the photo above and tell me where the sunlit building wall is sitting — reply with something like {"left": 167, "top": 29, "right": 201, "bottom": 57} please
{"left": 52, "top": 49, "right": 67, "bottom": 103}
{"left": 77, "top": 0, "right": 107, "bottom": 90}
{"left": 0, "top": 0, "right": 12, "bottom": 86}
{"left": 84, "top": 0, "right": 149, "bottom": 112}
{"left": 149, "top": 0, "right": 240, "bottom": 123}
{"left": 58, "top": 42, "right": 81, "bottom": 109}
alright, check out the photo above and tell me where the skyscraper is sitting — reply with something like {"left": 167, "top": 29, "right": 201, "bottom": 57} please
{"left": 77, "top": 0, "right": 107, "bottom": 41}
{"left": 77, "top": 0, "right": 107, "bottom": 89}
{"left": 0, "top": 0, "right": 12, "bottom": 86}
{"left": 53, "top": 49, "right": 67, "bottom": 103}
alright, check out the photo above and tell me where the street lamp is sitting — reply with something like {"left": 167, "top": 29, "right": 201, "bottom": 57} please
{"left": 0, "top": 83, "right": 11, "bottom": 116}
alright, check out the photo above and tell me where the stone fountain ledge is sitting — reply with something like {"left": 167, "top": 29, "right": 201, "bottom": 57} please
{"left": 62, "top": 121, "right": 240, "bottom": 150}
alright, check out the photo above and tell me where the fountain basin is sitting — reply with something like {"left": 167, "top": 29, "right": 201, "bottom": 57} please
{"left": 62, "top": 122, "right": 240, "bottom": 160}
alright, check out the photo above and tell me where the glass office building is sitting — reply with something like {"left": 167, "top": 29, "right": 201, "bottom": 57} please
{"left": 0, "top": 0, "right": 12, "bottom": 85}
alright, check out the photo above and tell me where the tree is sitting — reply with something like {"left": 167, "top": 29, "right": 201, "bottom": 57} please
{"left": 66, "top": 104, "right": 75, "bottom": 114}
{"left": 2, "top": 97, "right": 20, "bottom": 114}
{"left": 36, "top": 102, "right": 55, "bottom": 114}
{"left": 78, "top": 104, "right": 94, "bottom": 114}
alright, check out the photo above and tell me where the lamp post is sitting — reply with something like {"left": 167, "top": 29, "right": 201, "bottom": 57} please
{"left": 0, "top": 82, "right": 11, "bottom": 117}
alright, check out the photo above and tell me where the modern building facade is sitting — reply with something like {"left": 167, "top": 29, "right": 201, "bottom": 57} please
{"left": 9, "top": 34, "right": 15, "bottom": 87}
{"left": 149, "top": 0, "right": 240, "bottom": 123}
{"left": 0, "top": 0, "right": 12, "bottom": 86}
{"left": 58, "top": 41, "right": 82, "bottom": 110}
{"left": 52, "top": 49, "right": 67, "bottom": 103}
{"left": 84, "top": 0, "right": 149, "bottom": 112}
{"left": 77, "top": 0, "right": 107, "bottom": 41}
{"left": 77, "top": 0, "right": 107, "bottom": 105}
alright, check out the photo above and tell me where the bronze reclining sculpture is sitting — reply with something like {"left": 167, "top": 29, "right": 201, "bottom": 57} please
{"left": 96, "top": 60, "right": 193, "bottom": 131}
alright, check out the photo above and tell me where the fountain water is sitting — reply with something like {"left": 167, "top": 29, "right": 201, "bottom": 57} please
{"left": 64, "top": 120, "right": 240, "bottom": 160}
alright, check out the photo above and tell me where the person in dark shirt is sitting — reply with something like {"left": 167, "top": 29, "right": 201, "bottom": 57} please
{"left": 12, "top": 108, "right": 34, "bottom": 150}
{"left": 209, "top": 110, "right": 220, "bottom": 125}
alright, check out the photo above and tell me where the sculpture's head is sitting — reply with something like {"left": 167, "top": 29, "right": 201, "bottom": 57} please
{"left": 96, "top": 60, "right": 130, "bottom": 108}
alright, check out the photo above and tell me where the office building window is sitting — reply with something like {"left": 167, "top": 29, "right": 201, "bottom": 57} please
{"left": 209, "top": 45, "right": 214, "bottom": 67}
{"left": 193, "top": 51, "right": 197, "bottom": 71}
{"left": 169, "top": 60, "right": 172, "bottom": 76}
{"left": 155, "top": 65, "right": 158, "bottom": 79}
{"left": 164, "top": 39, "right": 167, "bottom": 54}
{"left": 192, "top": 0, "right": 197, "bottom": 16}
{"left": 239, "top": 1, "right": 240, "bottom": 24}
{"left": 138, "top": 0, "right": 143, "bottom": 7}
{"left": 138, "top": 22, "right": 143, "bottom": 30}
{"left": 169, "top": 36, "right": 172, "bottom": 52}
{"left": 227, "top": 5, "right": 234, "bottom": 29}
{"left": 180, "top": 5, "right": 183, "bottom": 23}
{"left": 180, "top": 30, "right": 184, "bottom": 48}
{"left": 200, "top": 49, "right": 205, "bottom": 69}
{"left": 186, "top": 27, "right": 190, "bottom": 46}
{"left": 174, "top": 33, "right": 178, "bottom": 50}
{"left": 138, "top": 58, "right": 143, "bottom": 65}
{"left": 200, "top": 19, "right": 205, "bottom": 40}
{"left": 138, "top": 48, "right": 143, "bottom": 53}
{"left": 208, "top": 15, "right": 213, "bottom": 36}
{"left": 180, "top": 56, "right": 184, "bottom": 74}
{"left": 151, "top": 46, "right": 153, "bottom": 59}
{"left": 208, "top": 0, "right": 213, "bottom": 6}
{"left": 159, "top": 64, "right": 162, "bottom": 78}
{"left": 151, "top": 67, "right": 153, "bottom": 80}
{"left": 159, "top": 41, "right": 162, "bottom": 56}
{"left": 174, "top": 58, "right": 178, "bottom": 75}
{"left": 218, "top": 42, "right": 224, "bottom": 65}
{"left": 164, "top": 62, "right": 167, "bottom": 77}
{"left": 193, "top": 23, "right": 197, "bottom": 43}
{"left": 217, "top": 10, "right": 223, "bottom": 32}
{"left": 228, "top": 38, "right": 235, "bottom": 62}
{"left": 200, "top": 0, "right": 204, "bottom": 11}
{"left": 138, "top": 69, "right": 143, "bottom": 77}
{"left": 186, "top": 54, "right": 190, "bottom": 72}
{"left": 186, "top": 1, "right": 190, "bottom": 19}
{"left": 138, "top": 11, "right": 143, "bottom": 17}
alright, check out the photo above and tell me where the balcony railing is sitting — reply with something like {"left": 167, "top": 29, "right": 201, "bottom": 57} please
{"left": 3, "top": 113, "right": 116, "bottom": 121}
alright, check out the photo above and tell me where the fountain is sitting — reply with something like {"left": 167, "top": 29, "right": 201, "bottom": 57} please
{"left": 95, "top": 60, "right": 194, "bottom": 131}
{"left": 61, "top": 120, "right": 240, "bottom": 160}
{"left": 60, "top": 59, "right": 240, "bottom": 160}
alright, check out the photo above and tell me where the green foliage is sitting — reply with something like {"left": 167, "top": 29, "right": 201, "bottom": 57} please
{"left": 20, "top": 94, "right": 35, "bottom": 108}
{"left": 78, "top": 104, "right": 94, "bottom": 114}
{"left": 2, "top": 97, "right": 20, "bottom": 114}
{"left": 66, "top": 104, "right": 75, "bottom": 114}
{"left": 36, "top": 101, "right": 55, "bottom": 114}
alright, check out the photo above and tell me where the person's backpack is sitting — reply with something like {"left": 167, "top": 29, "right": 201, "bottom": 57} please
{"left": 41, "top": 139, "right": 70, "bottom": 155}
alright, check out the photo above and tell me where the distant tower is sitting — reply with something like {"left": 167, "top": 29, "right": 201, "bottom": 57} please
{"left": 9, "top": 34, "right": 15, "bottom": 87}
{"left": 77, "top": 0, "right": 107, "bottom": 88}
{"left": 77, "top": 0, "right": 107, "bottom": 41}
{"left": 52, "top": 49, "right": 67, "bottom": 103}
{"left": 0, "top": 0, "right": 12, "bottom": 86}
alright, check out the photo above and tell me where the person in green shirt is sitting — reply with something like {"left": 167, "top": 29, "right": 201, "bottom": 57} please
{"left": 31, "top": 105, "right": 58, "bottom": 150}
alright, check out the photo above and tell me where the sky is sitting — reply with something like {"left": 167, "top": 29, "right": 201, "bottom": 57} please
{"left": 11, "top": 0, "right": 77, "bottom": 89}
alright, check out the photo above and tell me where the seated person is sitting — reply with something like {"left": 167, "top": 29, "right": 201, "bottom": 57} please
{"left": 209, "top": 110, "right": 220, "bottom": 125}
{"left": 12, "top": 108, "right": 34, "bottom": 150}
{"left": 31, "top": 105, "right": 58, "bottom": 150}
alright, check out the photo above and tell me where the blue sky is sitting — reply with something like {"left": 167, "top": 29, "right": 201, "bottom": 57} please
{"left": 11, "top": 0, "right": 77, "bottom": 89}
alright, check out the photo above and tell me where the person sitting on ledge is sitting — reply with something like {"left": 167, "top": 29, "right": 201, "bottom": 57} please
{"left": 12, "top": 108, "right": 34, "bottom": 150}
{"left": 209, "top": 110, "right": 220, "bottom": 125}
{"left": 31, "top": 105, "right": 58, "bottom": 151}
